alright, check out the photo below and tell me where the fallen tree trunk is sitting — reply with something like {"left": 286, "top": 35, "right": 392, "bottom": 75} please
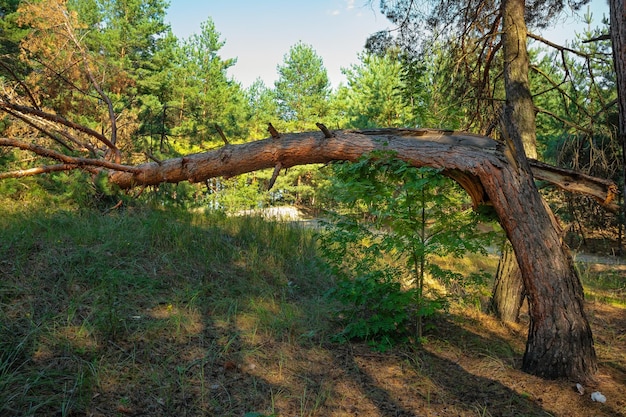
{"left": 107, "top": 129, "right": 618, "bottom": 212}
{"left": 2, "top": 129, "right": 617, "bottom": 210}
{"left": 3, "top": 127, "right": 605, "bottom": 380}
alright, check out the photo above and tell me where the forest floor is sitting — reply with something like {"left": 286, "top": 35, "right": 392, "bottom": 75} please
{"left": 0, "top": 204, "right": 624, "bottom": 417}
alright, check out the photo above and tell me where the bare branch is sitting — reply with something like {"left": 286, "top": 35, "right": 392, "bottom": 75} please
{"left": 144, "top": 152, "right": 163, "bottom": 165}
{"left": 530, "top": 158, "right": 619, "bottom": 212}
{"left": 0, "top": 163, "right": 83, "bottom": 179}
{"left": 267, "top": 123, "right": 281, "bottom": 139}
{"left": 215, "top": 124, "right": 229, "bottom": 145}
{"left": 530, "top": 65, "right": 593, "bottom": 122}
{"left": 0, "top": 101, "right": 118, "bottom": 153}
{"left": 1, "top": 107, "right": 75, "bottom": 151}
{"left": 582, "top": 33, "right": 611, "bottom": 43}
{"left": 316, "top": 122, "right": 334, "bottom": 138}
{"left": 534, "top": 106, "right": 594, "bottom": 134}
{"left": 0, "top": 137, "right": 139, "bottom": 175}
{"left": 0, "top": 59, "right": 40, "bottom": 109}
{"left": 527, "top": 32, "right": 590, "bottom": 58}
{"left": 268, "top": 162, "right": 283, "bottom": 190}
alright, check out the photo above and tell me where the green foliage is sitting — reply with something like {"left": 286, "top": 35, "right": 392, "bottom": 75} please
{"left": 274, "top": 42, "right": 331, "bottom": 130}
{"left": 0, "top": 171, "right": 125, "bottom": 211}
{"left": 170, "top": 18, "right": 248, "bottom": 148}
{"left": 325, "top": 268, "right": 418, "bottom": 351}
{"left": 319, "top": 152, "right": 493, "bottom": 347}
{"left": 337, "top": 51, "right": 414, "bottom": 128}
{"left": 211, "top": 174, "right": 268, "bottom": 212}
{"left": 531, "top": 19, "right": 615, "bottom": 155}
{"left": 245, "top": 79, "right": 279, "bottom": 138}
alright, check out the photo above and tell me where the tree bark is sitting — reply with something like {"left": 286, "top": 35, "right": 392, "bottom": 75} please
{"left": 490, "top": 0, "right": 538, "bottom": 326}
{"left": 490, "top": 242, "right": 525, "bottom": 322}
{"left": 499, "top": 0, "right": 597, "bottom": 380}
{"left": 610, "top": 0, "right": 626, "bottom": 255}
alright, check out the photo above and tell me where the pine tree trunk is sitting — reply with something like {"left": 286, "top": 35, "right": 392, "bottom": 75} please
{"left": 499, "top": 0, "right": 596, "bottom": 380}
{"left": 611, "top": 0, "right": 626, "bottom": 255}
{"left": 490, "top": 0, "right": 538, "bottom": 327}
{"left": 490, "top": 0, "right": 541, "bottom": 324}
{"left": 490, "top": 242, "right": 524, "bottom": 322}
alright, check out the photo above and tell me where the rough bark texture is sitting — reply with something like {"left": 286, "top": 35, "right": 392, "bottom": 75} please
{"left": 501, "top": 0, "right": 537, "bottom": 161}
{"left": 499, "top": 0, "right": 597, "bottom": 380}
{"left": 104, "top": 130, "right": 617, "bottom": 209}
{"left": 611, "top": 0, "right": 626, "bottom": 254}
{"left": 490, "top": 242, "right": 525, "bottom": 322}
{"left": 491, "top": 0, "right": 622, "bottom": 326}
{"left": 490, "top": 0, "right": 538, "bottom": 324}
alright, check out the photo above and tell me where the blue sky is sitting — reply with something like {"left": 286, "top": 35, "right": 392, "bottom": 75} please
{"left": 165, "top": 0, "right": 610, "bottom": 89}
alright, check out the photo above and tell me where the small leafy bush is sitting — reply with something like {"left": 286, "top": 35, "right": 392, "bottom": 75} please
{"left": 326, "top": 268, "right": 415, "bottom": 351}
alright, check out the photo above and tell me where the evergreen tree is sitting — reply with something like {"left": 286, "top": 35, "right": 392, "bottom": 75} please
{"left": 245, "top": 78, "right": 279, "bottom": 139}
{"left": 338, "top": 52, "right": 411, "bottom": 128}
{"left": 0, "top": 0, "right": 28, "bottom": 80}
{"left": 274, "top": 42, "right": 330, "bottom": 131}
{"left": 170, "top": 18, "right": 247, "bottom": 149}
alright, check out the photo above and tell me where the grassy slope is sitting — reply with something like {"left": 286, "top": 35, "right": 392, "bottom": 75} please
{"left": 0, "top": 203, "right": 624, "bottom": 417}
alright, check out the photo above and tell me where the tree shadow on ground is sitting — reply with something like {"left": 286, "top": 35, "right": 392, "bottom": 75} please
{"left": 326, "top": 317, "right": 553, "bottom": 417}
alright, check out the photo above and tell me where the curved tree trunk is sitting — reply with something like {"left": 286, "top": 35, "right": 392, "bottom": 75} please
{"left": 497, "top": 0, "right": 596, "bottom": 379}
{"left": 107, "top": 127, "right": 601, "bottom": 380}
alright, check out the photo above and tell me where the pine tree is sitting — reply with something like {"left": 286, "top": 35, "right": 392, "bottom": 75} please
{"left": 274, "top": 42, "right": 330, "bottom": 131}
{"left": 338, "top": 52, "right": 411, "bottom": 128}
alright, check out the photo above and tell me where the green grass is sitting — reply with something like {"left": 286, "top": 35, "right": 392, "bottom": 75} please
{"left": 577, "top": 262, "right": 626, "bottom": 307}
{"left": 1, "top": 197, "right": 624, "bottom": 416}
{"left": 0, "top": 204, "right": 335, "bottom": 416}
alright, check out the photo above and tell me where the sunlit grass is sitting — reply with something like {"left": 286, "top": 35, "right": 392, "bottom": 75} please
{"left": 577, "top": 262, "right": 626, "bottom": 307}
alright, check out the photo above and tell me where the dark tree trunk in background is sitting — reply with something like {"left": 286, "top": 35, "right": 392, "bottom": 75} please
{"left": 611, "top": 0, "right": 626, "bottom": 255}
{"left": 490, "top": 0, "right": 537, "bottom": 325}
{"left": 490, "top": 242, "right": 525, "bottom": 322}
{"left": 499, "top": 0, "right": 597, "bottom": 379}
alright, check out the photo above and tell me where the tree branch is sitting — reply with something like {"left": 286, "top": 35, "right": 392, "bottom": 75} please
{"left": 0, "top": 101, "right": 118, "bottom": 152}
{"left": 102, "top": 128, "right": 617, "bottom": 213}
{"left": 582, "top": 33, "right": 611, "bottom": 43}
{"left": 1, "top": 107, "right": 76, "bottom": 152}
{"left": 0, "top": 59, "right": 40, "bottom": 109}
{"left": 0, "top": 163, "right": 85, "bottom": 179}
{"left": 527, "top": 32, "right": 590, "bottom": 58}
{"left": 534, "top": 106, "right": 594, "bottom": 134}
{"left": 529, "top": 158, "right": 619, "bottom": 212}
{"left": 0, "top": 137, "right": 140, "bottom": 174}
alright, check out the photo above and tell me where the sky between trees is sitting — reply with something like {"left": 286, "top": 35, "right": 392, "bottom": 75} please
{"left": 165, "top": 0, "right": 609, "bottom": 88}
